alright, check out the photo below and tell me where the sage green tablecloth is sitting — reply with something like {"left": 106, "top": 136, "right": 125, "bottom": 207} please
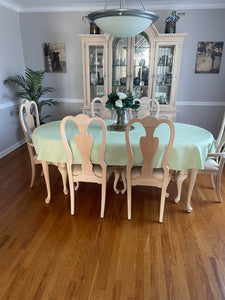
{"left": 32, "top": 120, "right": 215, "bottom": 171}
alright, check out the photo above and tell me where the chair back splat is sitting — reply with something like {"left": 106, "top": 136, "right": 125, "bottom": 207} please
{"left": 19, "top": 100, "right": 40, "bottom": 143}
{"left": 132, "top": 97, "right": 160, "bottom": 119}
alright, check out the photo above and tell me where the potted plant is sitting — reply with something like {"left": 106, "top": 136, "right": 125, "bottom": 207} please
{"left": 3, "top": 67, "right": 59, "bottom": 124}
{"left": 165, "top": 10, "right": 185, "bottom": 34}
{"left": 82, "top": 16, "right": 100, "bottom": 34}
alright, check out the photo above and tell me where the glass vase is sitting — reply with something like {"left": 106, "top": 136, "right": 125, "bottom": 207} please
{"left": 115, "top": 109, "right": 129, "bottom": 129}
{"left": 107, "top": 108, "right": 129, "bottom": 131}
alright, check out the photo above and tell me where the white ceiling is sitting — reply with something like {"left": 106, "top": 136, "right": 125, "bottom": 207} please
{"left": 1, "top": 0, "right": 225, "bottom": 12}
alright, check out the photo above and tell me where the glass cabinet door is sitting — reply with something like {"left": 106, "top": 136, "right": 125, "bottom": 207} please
{"left": 155, "top": 45, "right": 175, "bottom": 105}
{"left": 132, "top": 33, "right": 150, "bottom": 98}
{"left": 89, "top": 45, "right": 105, "bottom": 100}
{"left": 112, "top": 38, "right": 128, "bottom": 94}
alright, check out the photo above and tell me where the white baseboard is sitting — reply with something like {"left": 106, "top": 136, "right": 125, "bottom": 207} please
{"left": 0, "top": 138, "right": 26, "bottom": 159}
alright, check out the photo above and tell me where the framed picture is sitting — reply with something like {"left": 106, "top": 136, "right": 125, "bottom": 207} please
{"left": 195, "top": 41, "right": 224, "bottom": 74}
{"left": 42, "top": 43, "right": 67, "bottom": 73}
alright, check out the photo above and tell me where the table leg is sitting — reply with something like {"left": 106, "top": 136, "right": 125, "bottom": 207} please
{"left": 74, "top": 182, "right": 79, "bottom": 191}
{"left": 42, "top": 161, "right": 51, "bottom": 204}
{"left": 113, "top": 166, "right": 127, "bottom": 194}
{"left": 57, "top": 163, "right": 68, "bottom": 195}
{"left": 121, "top": 168, "right": 127, "bottom": 194}
{"left": 175, "top": 169, "right": 189, "bottom": 203}
{"left": 113, "top": 167, "right": 120, "bottom": 194}
{"left": 186, "top": 169, "right": 198, "bottom": 213}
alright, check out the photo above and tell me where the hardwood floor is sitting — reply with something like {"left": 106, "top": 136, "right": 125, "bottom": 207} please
{"left": 1, "top": 144, "right": 225, "bottom": 299}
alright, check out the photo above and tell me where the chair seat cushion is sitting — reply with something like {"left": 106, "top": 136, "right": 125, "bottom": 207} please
{"left": 72, "top": 164, "right": 103, "bottom": 177}
{"left": 204, "top": 158, "right": 219, "bottom": 170}
{"left": 131, "top": 167, "right": 164, "bottom": 180}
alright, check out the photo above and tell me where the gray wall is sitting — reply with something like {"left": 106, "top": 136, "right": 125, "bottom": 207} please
{"left": 1, "top": 6, "right": 225, "bottom": 157}
{"left": 19, "top": 11, "right": 86, "bottom": 100}
{"left": 19, "top": 11, "right": 85, "bottom": 122}
{"left": 175, "top": 9, "right": 225, "bottom": 134}
{"left": 0, "top": 5, "right": 25, "bottom": 156}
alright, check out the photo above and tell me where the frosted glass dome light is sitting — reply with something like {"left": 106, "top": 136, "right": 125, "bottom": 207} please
{"left": 88, "top": 9, "right": 159, "bottom": 38}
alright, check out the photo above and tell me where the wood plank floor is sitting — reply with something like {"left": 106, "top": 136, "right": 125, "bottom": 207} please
{"left": 1, "top": 144, "right": 225, "bottom": 299}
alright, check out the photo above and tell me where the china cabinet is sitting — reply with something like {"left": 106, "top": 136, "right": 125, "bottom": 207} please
{"left": 79, "top": 25, "right": 187, "bottom": 120}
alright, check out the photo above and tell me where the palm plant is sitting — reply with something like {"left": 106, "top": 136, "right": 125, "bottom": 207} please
{"left": 4, "top": 67, "right": 59, "bottom": 123}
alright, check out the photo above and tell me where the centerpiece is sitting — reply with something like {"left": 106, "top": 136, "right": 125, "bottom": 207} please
{"left": 105, "top": 91, "right": 139, "bottom": 131}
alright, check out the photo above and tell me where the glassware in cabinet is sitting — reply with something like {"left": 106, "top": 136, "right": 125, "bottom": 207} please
{"left": 132, "top": 33, "right": 150, "bottom": 98}
{"left": 112, "top": 38, "right": 128, "bottom": 94}
{"left": 89, "top": 45, "right": 104, "bottom": 99}
{"left": 155, "top": 45, "right": 175, "bottom": 105}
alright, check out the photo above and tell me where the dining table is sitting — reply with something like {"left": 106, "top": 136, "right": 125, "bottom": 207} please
{"left": 32, "top": 118, "right": 215, "bottom": 212}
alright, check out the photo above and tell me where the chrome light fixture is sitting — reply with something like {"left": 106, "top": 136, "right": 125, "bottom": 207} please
{"left": 88, "top": 0, "right": 159, "bottom": 38}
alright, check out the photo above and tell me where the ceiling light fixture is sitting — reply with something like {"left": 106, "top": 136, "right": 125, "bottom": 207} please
{"left": 88, "top": 0, "right": 159, "bottom": 38}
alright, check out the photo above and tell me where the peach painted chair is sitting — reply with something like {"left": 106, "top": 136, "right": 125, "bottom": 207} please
{"left": 19, "top": 100, "right": 68, "bottom": 202}
{"left": 125, "top": 115, "right": 175, "bottom": 222}
{"left": 60, "top": 114, "right": 113, "bottom": 216}
{"left": 198, "top": 112, "right": 225, "bottom": 202}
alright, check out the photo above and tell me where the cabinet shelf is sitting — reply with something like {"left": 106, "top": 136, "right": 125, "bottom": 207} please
{"left": 112, "top": 65, "right": 127, "bottom": 67}
{"left": 156, "top": 84, "right": 172, "bottom": 87}
{"left": 133, "top": 83, "right": 148, "bottom": 87}
{"left": 134, "top": 65, "right": 149, "bottom": 68}
{"left": 157, "top": 64, "right": 172, "bottom": 68}
{"left": 89, "top": 64, "right": 103, "bottom": 68}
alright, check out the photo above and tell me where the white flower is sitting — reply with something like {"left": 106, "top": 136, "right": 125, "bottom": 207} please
{"left": 115, "top": 99, "right": 123, "bottom": 108}
{"left": 117, "top": 92, "right": 127, "bottom": 100}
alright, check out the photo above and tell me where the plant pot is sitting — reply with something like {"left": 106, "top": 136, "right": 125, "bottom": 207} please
{"left": 90, "top": 22, "right": 100, "bottom": 34}
{"left": 165, "top": 21, "right": 176, "bottom": 34}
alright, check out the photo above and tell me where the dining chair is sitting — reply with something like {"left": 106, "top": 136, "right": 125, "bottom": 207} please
{"left": 198, "top": 112, "right": 225, "bottom": 202}
{"left": 60, "top": 113, "right": 113, "bottom": 216}
{"left": 175, "top": 112, "right": 225, "bottom": 204}
{"left": 19, "top": 100, "right": 68, "bottom": 200}
{"left": 125, "top": 115, "right": 175, "bottom": 222}
{"left": 215, "top": 111, "right": 225, "bottom": 154}
{"left": 91, "top": 96, "right": 112, "bottom": 119}
{"left": 116, "top": 99, "right": 159, "bottom": 194}
{"left": 132, "top": 97, "right": 160, "bottom": 119}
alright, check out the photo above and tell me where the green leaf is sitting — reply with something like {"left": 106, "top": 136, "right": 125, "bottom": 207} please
{"left": 3, "top": 67, "right": 57, "bottom": 121}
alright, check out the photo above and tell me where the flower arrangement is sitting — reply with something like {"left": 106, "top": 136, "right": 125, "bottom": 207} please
{"left": 166, "top": 10, "right": 185, "bottom": 23}
{"left": 105, "top": 91, "right": 140, "bottom": 131}
{"left": 105, "top": 91, "right": 139, "bottom": 111}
